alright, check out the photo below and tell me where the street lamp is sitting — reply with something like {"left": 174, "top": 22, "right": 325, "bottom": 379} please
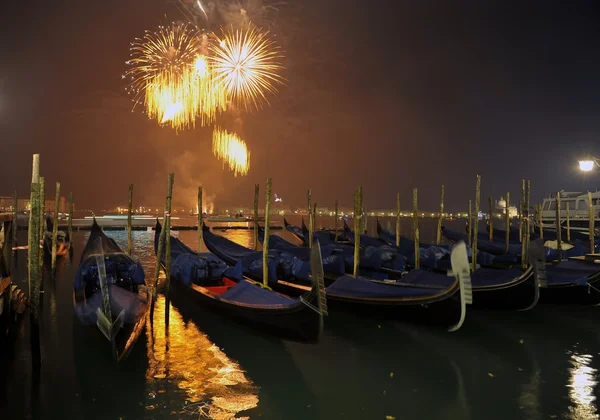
{"left": 580, "top": 160, "right": 595, "bottom": 171}
{"left": 579, "top": 155, "right": 600, "bottom": 172}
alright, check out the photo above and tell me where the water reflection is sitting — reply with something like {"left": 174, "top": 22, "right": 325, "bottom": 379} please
{"left": 567, "top": 350, "right": 598, "bottom": 419}
{"left": 145, "top": 296, "right": 258, "bottom": 419}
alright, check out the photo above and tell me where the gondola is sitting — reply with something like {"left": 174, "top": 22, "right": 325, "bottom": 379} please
{"left": 537, "top": 256, "right": 600, "bottom": 305}
{"left": 358, "top": 220, "right": 539, "bottom": 311}
{"left": 284, "top": 218, "right": 305, "bottom": 242}
{"left": 443, "top": 226, "right": 587, "bottom": 261}
{"left": 282, "top": 220, "right": 407, "bottom": 277}
{"left": 0, "top": 218, "right": 26, "bottom": 352}
{"left": 154, "top": 221, "right": 326, "bottom": 342}
{"left": 203, "top": 224, "right": 474, "bottom": 331}
{"left": 72, "top": 218, "right": 149, "bottom": 361}
{"left": 43, "top": 215, "right": 71, "bottom": 262}
{"left": 257, "top": 223, "right": 404, "bottom": 280}
{"left": 442, "top": 226, "right": 600, "bottom": 305}
{"left": 283, "top": 217, "right": 349, "bottom": 245}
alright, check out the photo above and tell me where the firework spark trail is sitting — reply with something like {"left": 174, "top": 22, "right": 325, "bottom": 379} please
{"left": 212, "top": 127, "right": 250, "bottom": 176}
{"left": 209, "top": 25, "right": 285, "bottom": 111}
{"left": 125, "top": 23, "right": 227, "bottom": 129}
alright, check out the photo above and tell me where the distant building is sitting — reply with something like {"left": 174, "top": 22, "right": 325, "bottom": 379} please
{"left": 0, "top": 196, "right": 71, "bottom": 213}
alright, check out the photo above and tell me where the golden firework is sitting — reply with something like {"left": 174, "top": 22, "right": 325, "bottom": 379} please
{"left": 125, "top": 23, "right": 227, "bottom": 129}
{"left": 212, "top": 127, "right": 250, "bottom": 176}
{"left": 209, "top": 25, "right": 285, "bottom": 111}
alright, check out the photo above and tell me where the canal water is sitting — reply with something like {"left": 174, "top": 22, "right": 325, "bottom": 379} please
{"left": 1, "top": 216, "right": 599, "bottom": 419}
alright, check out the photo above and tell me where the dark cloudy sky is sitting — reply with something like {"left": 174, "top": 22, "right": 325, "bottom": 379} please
{"left": 1, "top": 0, "right": 600, "bottom": 211}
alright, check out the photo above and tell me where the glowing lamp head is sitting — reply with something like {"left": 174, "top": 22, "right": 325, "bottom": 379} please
{"left": 579, "top": 160, "right": 594, "bottom": 172}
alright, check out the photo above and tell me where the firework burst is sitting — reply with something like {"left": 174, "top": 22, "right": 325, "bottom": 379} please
{"left": 209, "top": 25, "right": 285, "bottom": 111}
{"left": 212, "top": 127, "right": 250, "bottom": 176}
{"left": 125, "top": 23, "right": 227, "bottom": 129}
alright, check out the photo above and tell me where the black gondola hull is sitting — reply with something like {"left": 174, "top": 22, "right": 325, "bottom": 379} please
{"left": 536, "top": 265, "right": 600, "bottom": 305}
{"left": 72, "top": 288, "right": 149, "bottom": 361}
{"left": 264, "top": 278, "right": 464, "bottom": 329}
{"left": 539, "top": 281, "right": 600, "bottom": 305}
{"left": 204, "top": 222, "right": 468, "bottom": 330}
{"left": 170, "top": 279, "right": 322, "bottom": 342}
{"left": 323, "top": 289, "right": 463, "bottom": 329}
{"left": 73, "top": 219, "right": 149, "bottom": 361}
{"left": 470, "top": 269, "right": 538, "bottom": 311}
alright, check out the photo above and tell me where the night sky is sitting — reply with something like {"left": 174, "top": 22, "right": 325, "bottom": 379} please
{"left": 1, "top": 0, "right": 600, "bottom": 211}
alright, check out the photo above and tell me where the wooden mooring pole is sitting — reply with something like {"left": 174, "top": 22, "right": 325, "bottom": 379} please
{"left": 472, "top": 175, "right": 481, "bottom": 272}
{"left": 413, "top": 188, "right": 420, "bottom": 270}
{"left": 488, "top": 197, "right": 494, "bottom": 241}
{"left": 396, "top": 193, "right": 401, "bottom": 247}
{"left": 334, "top": 200, "right": 339, "bottom": 241}
{"left": 312, "top": 203, "right": 317, "bottom": 234}
{"left": 198, "top": 186, "right": 204, "bottom": 252}
{"left": 263, "top": 178, "right": 272, "bottom": 285}
{"left": 358, "top": 187, "right": 364, "bottom": 238}
{"left": 253, "top": 184, "right": 259, "bottom": 250}
{"left": 566, "top": 202, "right": 571, "bottom": 242}
{"left": 127, "top": 184, "right": 133, "bottom": 256}
{"left": 521, "top": 181, "right": 529, "bottom": 268}
{"left": 51, "top": 182, "right": 60, "bottom": 271}
{"left": 588, "top": 191, "right": 595, "bottom": 254}
{"left": 555, "top": 191, "right": 562, "bottom": 261}
{"left": 38, "top": 177, "right": 45, "bottom": 268}
{"left": 28, "top": 154, "right": 41, "bottom": 368}
{"left": 68, "top": 192, "right": 74, "bottom": 253}
{"left": 467, "top": 200, "right": 472, "bottom": 247}
{"left": 12, "top": 189, "right": 18, "bottom": 244}
{"left": 353, "top": 187, "right": 362, "bottom": 277}
{"left": 307, "top": 189, "right": 313, "bottom": 248}
{"left": 436, "top": 185, "right": 444, "bottom": 245}
{"left": 354, "top": 187, "right": 362, "bottom": 275}
{"left": 537, "top": 203, "right": 544, "bottom": 241}
{"left": 504, "top": 192, "right": 510, "bottom": 254}
{"left": 152, "top": 206, "right": 167, "bottom": 307}
{"left": 363, "top": 204, "right": 368, "bottom": 234}
{"left": 525, "top": 180, "right": 531, "bottom": 266}
{"left": 164, "top": 174, "right": 174, "bottom": 324}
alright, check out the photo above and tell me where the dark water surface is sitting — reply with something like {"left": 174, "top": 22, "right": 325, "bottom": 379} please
{"left": 2, "top": 216, "right": 599, "bottom": 419}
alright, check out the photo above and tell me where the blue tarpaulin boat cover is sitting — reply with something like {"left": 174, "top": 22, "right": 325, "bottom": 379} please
{"left": 218, "top": 280, "right": 295, "bottom": 306}
{"left": 74, "top": 284, "right": 148, "bottom": 325}
{"left": 261, "top": 226, "right": 392, "bottom": 274}
{"left": 544, "top": 262, "right": 593, "bottom": 286}
{"left": 470, "top": 268, "right": 525, "bottom": 287}
{"left": 375, "top": 222, "right": 511, "bottom": 269}
{"left": 444, "top": 227, "right": 586, "bottom": 261}
{"left": 156, "top": 222, "right": 242, "bottom": 285}
{"left": 326, "top": 272, "right": 452, "bottom": 298}
{"left": 172, "top": 253, "right": 242, "bottom": 286}
{"left": 542, "top": 260, "right": 599, "bottom": 286}
{"left": 74, "top": 258, "right": 145, "bottom": 291}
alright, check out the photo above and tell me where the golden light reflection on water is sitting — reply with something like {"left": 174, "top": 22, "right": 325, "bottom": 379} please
{"left": 567, "top": 351, "right": 598, "bottom": 419}
{"left": 145, "top": 296, "right": 258, "bottom": 419}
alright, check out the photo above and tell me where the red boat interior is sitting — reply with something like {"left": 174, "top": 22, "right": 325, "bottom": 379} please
{"left": 205, "top": 277, "right": 238, "bottom": 295}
